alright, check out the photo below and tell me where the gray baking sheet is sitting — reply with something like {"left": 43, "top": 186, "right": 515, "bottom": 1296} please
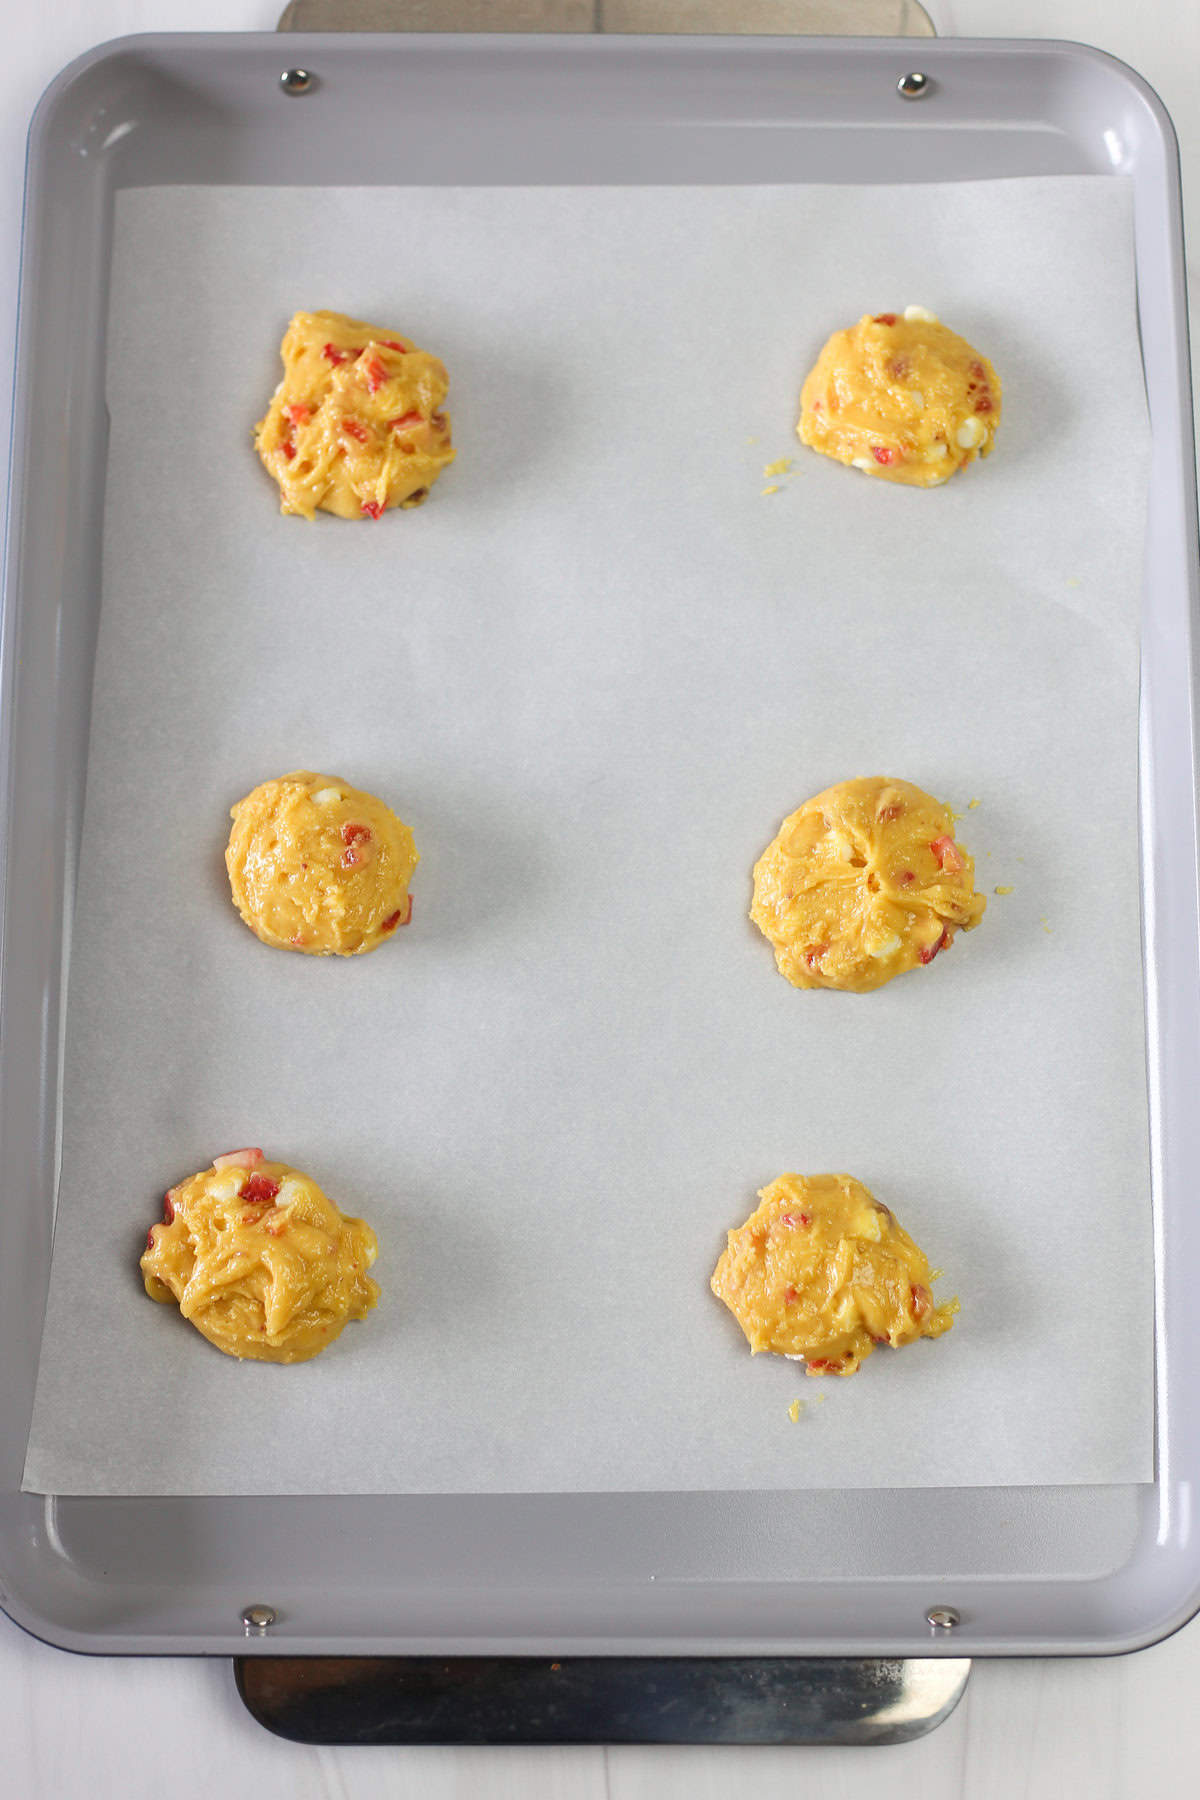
{"left": 22, "top": 175, "right": 1152, "bottom": 1495}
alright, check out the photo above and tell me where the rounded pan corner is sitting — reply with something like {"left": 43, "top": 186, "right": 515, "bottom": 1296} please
{"left": 22, "top": 29, "right": 250, "bottom": 173}
{"left": 25, "top": 32, "right": 164, "bottom": 148}
{"left": 0, "top": 1573, "right": 111, "bottom": 1662}
{"left": 1014, "top": 35, "right": 1183, "bottom": 165}
{"left": 1103, "top": 1582, "right": 1200, "bottom": 1661}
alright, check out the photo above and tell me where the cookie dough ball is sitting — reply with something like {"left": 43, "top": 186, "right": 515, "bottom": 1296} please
{"left": 226, "top": 771, "right": 418, "bottom": 956}
{"left": 798, "top": 307, "right": 1001, "bottom": 487}
{"left": 141, "top": 1148, "right": 379, "bottom": 1363}
{"left": 254, "top": 309, "right": 455, "bottom": 520}
{"left": 750, "top": 777, "right": 985, "bottom": 993}
{"left": 711, "top": 1173, "right": 958, "bottom": 1377}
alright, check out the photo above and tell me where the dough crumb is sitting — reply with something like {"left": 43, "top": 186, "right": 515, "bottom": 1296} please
{"left": 995, "top": 885, "right": 1014, "bottom": 895}
{"left": 788, "top": 1398, "right": 805, "bottom": 1423}
{"left": 1041, "top": 915, "right": 1053, "bottom": 933}
{"left": 967, "top": 797, "right": 981, "bottom": 809}
{"left": 763, "top": 457, "right": 794, "bottom": 477}
{"left": 761, "top": 484, "right": 780, "bottom": 496}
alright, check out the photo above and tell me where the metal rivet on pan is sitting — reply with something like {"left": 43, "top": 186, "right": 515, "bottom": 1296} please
{"left": 242, "top": 1603, "right": 277, "bottom": 1635}
{"left": 898, "top": 71, "right": 931, "bottom": 100}
{"left": 279, "top": 68, "right": 314, "bottom": 96}
{"left": 926, "top": 1605, "right": 960, "bottom": 1631}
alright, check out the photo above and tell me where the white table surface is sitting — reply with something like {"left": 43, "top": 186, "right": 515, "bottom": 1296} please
{"left": 3, "top": 2, "right": 1198, "bottom": 1794}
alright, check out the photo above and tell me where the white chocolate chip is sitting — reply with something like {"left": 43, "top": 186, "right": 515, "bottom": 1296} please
{"left": 955, "top": 416, "right": 985, "bottom": 450}
{"left": 904, "top": 304, "right": 938, "bottom": 323}
{"left": 869, "top": 932, "right": 903, "bottom": 960}
{"left": 851, "top": 456, "right": 874, "bottom": 472}
{"left": 312, "top": 787, "right": 342, "bottom": 804}
{"left": 908, "top": 390, "right": 925, "bottom": 411}
{"left": 926, "top": 441, "right": 949, "bottom": 460}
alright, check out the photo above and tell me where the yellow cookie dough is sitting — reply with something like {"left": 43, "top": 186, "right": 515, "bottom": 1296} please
{"left": 750, "top": 776, "right": 985, "bottom": 993}
{"left": 226, "top": 771, "right": 418, "bottom": 956}
{"left": 141, "top": 1149, "right": 379, "bottom": 1363}
{"left": 798, "top": 306, "right": 1001, "bottom": 487}
{"left": 711, "top": 1173, "right": 958, "bottom": 1377}
{"left": 254, "top": 309, "right": 455, "bottom": 520}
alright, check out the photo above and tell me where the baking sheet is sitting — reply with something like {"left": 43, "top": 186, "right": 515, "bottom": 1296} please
{"left": 22, "top": 174, "right": 1152, "bottom": 1496}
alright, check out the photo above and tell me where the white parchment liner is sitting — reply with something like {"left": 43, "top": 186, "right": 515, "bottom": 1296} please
{"left": 23, "top": 177, "right": 1152, "bottom": 1494}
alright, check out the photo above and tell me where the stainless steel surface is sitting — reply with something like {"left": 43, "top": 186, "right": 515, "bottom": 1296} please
{"left": 275, "top": 1, "right": 936, "bottom": 35}
{"left": 926, "top": 1607, "right": 961, "bottom": 1632}
{"left": 242, "top": 1605, "right": 279, "bottom": 1636}
{"left": 234, "top": 1653, "right": 973, "bottom": 1745}
{"left": 278, "top": 65, "right": 314, "bottom": 92}
{"left": 898, "top": 68, "right": 930, "bottom": 94}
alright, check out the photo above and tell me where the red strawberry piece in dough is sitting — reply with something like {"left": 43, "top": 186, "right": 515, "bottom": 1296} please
{"left": 918, "top": 928, "right": 952, "bottom": 966}
{"left": 804, "top": 945, "right": 827, "bottom": 970}
{"left": 382, "top": 340, "right": 408, "bottom": 353}
{"left": 807, "top": 1357, "right": 845, "bottom": 1375}
{"left": 784, "top": 1286, "right": 800, "bottom": 1304}
{"left": 871, "top": 445, "right": 901, "bottom": 466}
{"left": 283, "top": 402, "right": 311, "bottom": 426}
{"left": 281, "top": 440, "right": 295, "bottom": 461}
{"left": 361, "top": 500, "right": 384, "bottom": 520}
{"left": 931, "top": 834, "right": 965, "bottom": 873}
{"left": 974, "top": 394, "right": 994, "bottom": 414}
{"left": 380, "top": 894, "right": 413, "bottom": 932}
{"left": 873, "top": 313, "right": 898, "bottom": 325}
{"left": 970, "top": 361, "right": 986, "bottom": 380}
{"left": 389, "top": 410, "right": 422, "bottom": 431}
{"left": 322, "top": 342, "right": 347, "bottom": 364}
{"left": 910, "top": 1283, "right": 932, "bottom": 1322}
{"left": 899, "top": 870, "right": 915, "bottom": 885}
{"left": 341, "top": 418, "right": 368, "bottom": 443}
{"left": 241, "top": 1173, "right": 280, "bottom": 1206}
{"left": 780, "top": 1212, "right": 812, "bottom": 1229}
{"left": 163, "top": 1193, "right": 175, "bottom": 1224}
{"left": 362, "top": 355, "right": 387, "bottom": 393}
{"left": 341, "top": 822, "right": 372, "bottom": 868}
{"left": 877, "top": 803, "right": 903, "bottom": 823}
{"left": 214, "top": 1148, "right": 263, "bottom": 1171}
{"left": 145, "top": 1226, "right": 156, "bottom": 1252}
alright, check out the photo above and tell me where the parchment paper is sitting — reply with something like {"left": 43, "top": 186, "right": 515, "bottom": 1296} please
{"left": 23, "top": 176, "right": 1153, "bottom": 1495}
